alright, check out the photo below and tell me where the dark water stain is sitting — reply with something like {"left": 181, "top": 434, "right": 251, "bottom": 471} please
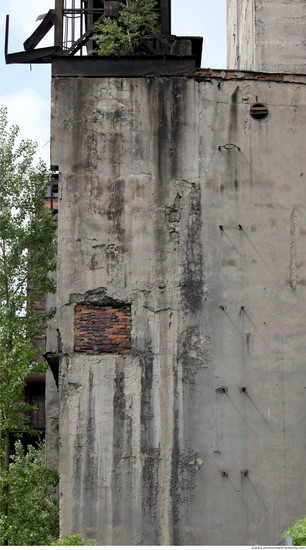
{"left": 108, "top": 132, "right": 122, "bottom": 173}
{"left": 156, "top": 81, "right": 169, "bottom": 202}
{"left": 139, "top": 348, "right": 161, "bottom": 543}
{"left": 107, "top": 178, "right": 125, "bottom": 241}
{"left": 83, "top": 370, "right": 97, "bottom": 530}
{"left": 141, "top": 451, "right": 161, "bottom": 544}
{"left": 181, "top": 183, "right": 204, "bottom": 311}
{"left": 72, "top": 401, "right": 82, "bottom": 532}
{"left": 169, "top": 80, "right": 184, "bottom": 180}
{"left": 140, "top": 348, "right": 154, "bottom": 452}
{"left": 171, "top": 405, "right": 181, "bottom": 545}
{"left": 112, "top": 362, "right": 126, "bottom": 528}
{"left": 230, "top": 86, "right": 239, "bottom": 130}
{"left": 171, "top": 402, "right": 204, "bottom": 545}
{"left": 156, "top": 79, "right": 185, "bottom": 200}
{"left": 229, "top": 86, "right": 240, "bottom": 191}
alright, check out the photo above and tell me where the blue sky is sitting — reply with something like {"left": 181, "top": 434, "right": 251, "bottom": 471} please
{"left": 0, "top": 0, "right": 227, "bottom": 163}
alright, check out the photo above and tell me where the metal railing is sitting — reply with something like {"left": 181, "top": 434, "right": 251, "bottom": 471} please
{"left": 62, "top": 1, "right": 104, "bottom": 54}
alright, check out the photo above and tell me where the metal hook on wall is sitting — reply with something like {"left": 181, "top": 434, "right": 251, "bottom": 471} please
{"left": 218, "top": 143, "right": 241, "bottom": 151}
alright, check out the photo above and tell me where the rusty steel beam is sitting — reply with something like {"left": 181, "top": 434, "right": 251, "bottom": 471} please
{"left": 52, "top": 55, "right": 197, "bottom": 76}
{"left": 160, "top": 0, "right": 171, "bottom": 36}
{"left": 4, "top": 15, "right": 9, "bottom": 59}
{"left": 6, "top": 46, "right": 60, "bottom": 64}
{"left": 54, "top": 0, "right": 63, "bottom": 48}
{"left": 104, "top": 1, "right": 119, "bottom": 17}
{"left": 23, "top": 9, "right": 55, "bottom": 51}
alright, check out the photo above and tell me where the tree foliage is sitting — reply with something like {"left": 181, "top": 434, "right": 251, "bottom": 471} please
{"left": 0, "top": 441, "right": 59, "bottom": 545}
{"left": 51, "top": 533, "right": 97, "bottom": 545}
{"left": 0, "top": 105, "right": 57, "bottom": 542}
{"left": 283, "top": 516, "right": 306, "bottom": 546}
{"left": 0, "top": 105, "right": 56, "bottom": 440}
{"left": 92, "top": 0, "right": 160, "bottom": 55}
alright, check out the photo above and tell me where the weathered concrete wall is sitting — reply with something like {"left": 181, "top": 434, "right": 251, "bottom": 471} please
{"left": 50, "top": 73, "right": 306, "bottom": 545}
{"left": 45, "top": 284, "right": 59, "bottom": 469}
{"left": 227, "top": 0, "right": 306, "bottom": 73}
{"left": 227, "top": 0, "right": 255, "bottom": 70}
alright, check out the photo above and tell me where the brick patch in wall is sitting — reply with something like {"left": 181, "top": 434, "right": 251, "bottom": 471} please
{"left": 74, "top": 304, "right": 131, "bottom": 354}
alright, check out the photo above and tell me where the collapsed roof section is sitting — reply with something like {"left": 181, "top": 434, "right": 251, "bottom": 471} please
{"left": 5, "top": 0, "right": 203, "bottom": 72}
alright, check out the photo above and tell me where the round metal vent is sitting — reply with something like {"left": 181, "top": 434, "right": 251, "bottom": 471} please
{"left": 250, "top": 103, "right": 269, "bottom": 120}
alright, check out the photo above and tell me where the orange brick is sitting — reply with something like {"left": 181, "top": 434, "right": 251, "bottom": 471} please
{"left": 74, "top": 304, "right": 131, "bottom": 354}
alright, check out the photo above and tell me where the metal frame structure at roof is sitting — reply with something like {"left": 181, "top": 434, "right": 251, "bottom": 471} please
{"left": 5, "top": 0, "right": 203, "bottom": 73}
{"left": 5, "top": 0, "right": 173, "bottom": 64}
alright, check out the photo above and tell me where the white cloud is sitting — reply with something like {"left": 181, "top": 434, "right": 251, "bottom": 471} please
{"left": 0, "top": 88, "right": 50, "bottom": 164}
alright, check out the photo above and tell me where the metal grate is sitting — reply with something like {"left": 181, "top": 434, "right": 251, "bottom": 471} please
{"left": 250, "top": 103, "right": 269, "bottom": 120}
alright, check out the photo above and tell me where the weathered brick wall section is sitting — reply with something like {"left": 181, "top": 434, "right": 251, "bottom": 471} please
{"left": 28, "top": 386, "right": 46, "bottom": 429}
{"left": 74, "top": 304, "right": 131, "bottom": 354}
{"left": 44, "top": 196, "right": 58, "bottom": 212}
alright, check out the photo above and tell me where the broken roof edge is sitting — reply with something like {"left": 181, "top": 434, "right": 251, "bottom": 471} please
{"left": 194, "top": 68, "right": 306, "bottom": 84}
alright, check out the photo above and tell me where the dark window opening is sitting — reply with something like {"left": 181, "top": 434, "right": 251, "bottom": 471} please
{"left": 25, "top": 379, "right": 46, "bottom": 431}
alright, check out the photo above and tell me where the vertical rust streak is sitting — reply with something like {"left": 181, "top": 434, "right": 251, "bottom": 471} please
{"left": 54, "top": 0, "right": 63, "bottom": 47}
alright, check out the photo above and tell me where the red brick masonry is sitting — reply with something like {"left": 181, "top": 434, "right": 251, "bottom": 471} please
{"left": 74, "top": 304, "right": 131, "bottom": 354}
{"left": 194, "top": 68, "right": 306, "bottom": 84}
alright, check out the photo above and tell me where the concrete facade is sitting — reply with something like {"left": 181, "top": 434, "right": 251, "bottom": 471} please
{"left": 48, "top": 69, "right": 306, "bottom": 545}
{"left": 227, "top": 0, "right": 306, "bottom": 72}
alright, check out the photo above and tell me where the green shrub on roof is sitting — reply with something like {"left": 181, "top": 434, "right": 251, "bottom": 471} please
{"left": 91, "top": 0, "right": 160, "bottom": 56}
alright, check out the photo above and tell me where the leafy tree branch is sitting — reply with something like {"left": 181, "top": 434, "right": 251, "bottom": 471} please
{"left": 0, "top": 106, "right": 57, "bottom": 544}
{"left": 91, "top": 0, "right": 160, "bottom": 55}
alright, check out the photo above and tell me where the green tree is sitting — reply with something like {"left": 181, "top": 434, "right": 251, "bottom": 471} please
{"left": 92, "top": 0, "right": 160, "bottom": 55}
{"left": 0, "top": 106, "right": 57, "bottom": 542}
{"left": 51, "top": 533, "right": 97, "bottom": 545}
{"left": 283, "top": 516, "right": 306, "bottom": 546}
{"left": 0, "top": 441, "right": 59, "bottom": 545}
